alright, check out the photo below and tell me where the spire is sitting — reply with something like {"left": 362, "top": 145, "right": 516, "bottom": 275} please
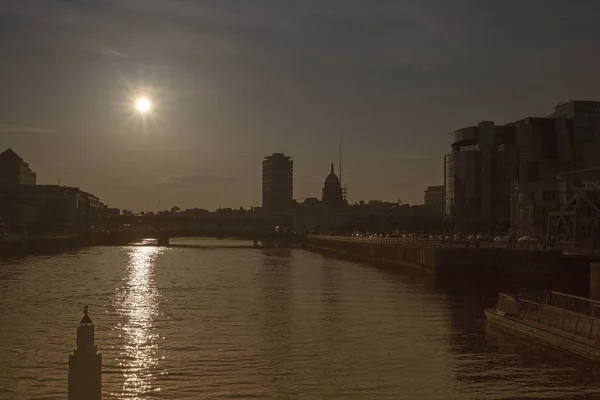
{"left": 80, "top": 305, "right": 93, "bottom": 325}
{"left": 331, "top": 162, "right": 334, "bottom": 174}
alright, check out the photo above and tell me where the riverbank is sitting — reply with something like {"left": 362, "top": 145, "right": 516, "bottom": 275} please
{"left": 304, "top": 236, "right": 590, "bottom": 294}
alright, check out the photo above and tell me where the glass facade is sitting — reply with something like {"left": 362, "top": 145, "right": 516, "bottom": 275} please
{"left": 445, "top": 150, "right": 481, "bottom": 217}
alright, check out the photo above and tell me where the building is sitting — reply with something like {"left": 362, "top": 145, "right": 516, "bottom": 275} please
{"left": 514, "top": 179, "right": 558, "bottom": 237}
{"left": 0, "top": 148, "right": 36, "bottom": 185}
{"left": 445, "top": 100, "right": 600, "bottom": 229}
{"left": 424, "top": 185, "right": 445, "bottom": 216}
{"left": 0, "top": 185, "right": 104, "bottom": 234}
{"left": 547, "top": 166, "right": 600, "bottom": 246}
{"left": 444, "top": 121, "right": 517, "bottom": 222}
{"left": 262, "top": 153, "right": 293, "bottom": 214}
{"left": 322, "top": 163, "right": 345, "bottom": 209}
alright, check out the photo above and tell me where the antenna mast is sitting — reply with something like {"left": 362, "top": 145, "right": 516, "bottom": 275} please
{"left": 339, "top": 140, "right": 342, "bottom": 186}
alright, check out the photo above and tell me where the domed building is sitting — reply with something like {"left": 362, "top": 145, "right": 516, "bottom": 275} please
{"left": 322, "top": 163, "right": 346, "bottom": 208}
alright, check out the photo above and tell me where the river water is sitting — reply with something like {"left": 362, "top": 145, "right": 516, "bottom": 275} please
{"left": 0, "top": 238, "right": 599, "bottom": 399}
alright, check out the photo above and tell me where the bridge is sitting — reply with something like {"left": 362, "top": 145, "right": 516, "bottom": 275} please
{"left": 88, "top": 229, "right": 303, "bottom": 247}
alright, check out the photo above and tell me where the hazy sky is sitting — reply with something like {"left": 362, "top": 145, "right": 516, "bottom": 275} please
{"left": 2, "top": 0, "right": 600, "bottom": 211}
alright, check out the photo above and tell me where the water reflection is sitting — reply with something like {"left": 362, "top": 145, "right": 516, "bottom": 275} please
{"left": 257, "top": 248, "right": 294, "bottom": 397}
{"left": 113, "top": 246, "right": 163, "bottom": 399}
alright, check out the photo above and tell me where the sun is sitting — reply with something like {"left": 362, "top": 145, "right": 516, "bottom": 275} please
{"left": 135, "top": 97, "right": 151, "bottom": 113}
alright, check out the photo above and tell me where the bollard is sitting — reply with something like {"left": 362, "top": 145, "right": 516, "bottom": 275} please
{"left": 68, "top": 306, "right": 102, "bottom": 400}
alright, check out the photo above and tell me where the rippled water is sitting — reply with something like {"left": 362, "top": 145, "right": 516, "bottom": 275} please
{"left": 0, "top": 239, "right": 599, "bottom": 399}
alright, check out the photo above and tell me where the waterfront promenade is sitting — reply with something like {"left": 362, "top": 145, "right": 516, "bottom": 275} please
{"left": 304, "top": 235, "right": 590, "bottom": 294}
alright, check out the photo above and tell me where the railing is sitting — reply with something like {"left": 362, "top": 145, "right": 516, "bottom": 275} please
{"left": 307, "top": 235, "right": 546, "bottom": 249}
{"left": 497, "top": 292, "right": 600, "bottom": 343}
{"left": 307, "top": 235, "right": 445, "bottom": 247}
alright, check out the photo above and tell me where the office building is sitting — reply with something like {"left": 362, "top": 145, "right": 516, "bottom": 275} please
{"left": 262, "top": 153, "right": 293, "bottom": 214}
{"left": 0, "top": 185, "right": 104, "bottom": 233}
{"left": 444, "top": 121, "right": 517, "bottom": 221}
{"left": 444, "top": 100, "right": 600, "bottom": 227}
{"left": 0, "top": 148, "right": 36, "bottom": 185}
{"left": 424, "top": 185, "right": 445, "bottom": 216}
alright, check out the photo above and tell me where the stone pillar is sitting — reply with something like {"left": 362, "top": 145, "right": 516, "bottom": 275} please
{"left": 69, "top": 306, "right": 101, "bottom": 400}
{"left": 590, "top": 263, "right": 600, "bottom": 300}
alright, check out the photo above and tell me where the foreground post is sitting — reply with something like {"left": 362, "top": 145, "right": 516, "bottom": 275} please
{"left": 68, "top": 306, "right": 102, "bottom": 400}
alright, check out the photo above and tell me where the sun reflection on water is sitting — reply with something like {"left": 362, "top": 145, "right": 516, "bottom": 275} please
{"left": 113, "top": 246, "right": 164, "bottom": 398}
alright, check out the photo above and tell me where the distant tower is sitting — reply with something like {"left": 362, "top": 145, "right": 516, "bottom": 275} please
{"left": 68, "top": 306, "right": 102, "bottom": 400}
{"left": 262, "top": 153, "right": 294, "bottom": 214}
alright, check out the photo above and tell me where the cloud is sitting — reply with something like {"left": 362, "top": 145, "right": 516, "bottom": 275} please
{"left": 88, "top": 44, "right": 125, "bottom": 58}
{"left": 0, "top": 125, "right": 56, "bottom": 133}
{"left": 153, "top": 174, "right": 236, "bottom": 188}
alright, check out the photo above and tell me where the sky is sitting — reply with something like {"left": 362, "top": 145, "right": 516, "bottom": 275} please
{"left": 2, "top": 0, "right": 600, "bottom": 212}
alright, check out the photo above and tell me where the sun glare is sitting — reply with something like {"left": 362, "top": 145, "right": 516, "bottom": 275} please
{"left": 135, "top": 97, "right": 151, "bottom": 113}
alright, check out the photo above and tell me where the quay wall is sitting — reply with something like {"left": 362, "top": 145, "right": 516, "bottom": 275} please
{"left": 305, "top": 236, "right": 589, "bottom": 292}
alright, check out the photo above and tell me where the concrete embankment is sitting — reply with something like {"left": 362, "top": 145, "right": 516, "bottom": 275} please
{"left": 0, "top": 236, "right": 85, "bottom": 257}
{"left": 305, "top": 237, "right": 589, "bottom": 293}
{"left": 0, "top": 231, "right": 141, "bottom": 257}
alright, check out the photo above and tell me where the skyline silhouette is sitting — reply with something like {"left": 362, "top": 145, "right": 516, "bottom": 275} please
{"left": 2, "top": 1, "right": 600, "bottom": 210}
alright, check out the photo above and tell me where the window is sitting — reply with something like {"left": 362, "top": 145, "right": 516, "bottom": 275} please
{"left": 583, "top": 127, "right": 594, "bottom": 143}
{"left": 527, "top": 162, "right": 540, "bottom": 182}
{"left": 543, "top": 191, "right": 557, "bottom": 201}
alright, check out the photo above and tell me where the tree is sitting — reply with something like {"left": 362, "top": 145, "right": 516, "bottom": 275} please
{"left": 359, "top": 200, "right": 365, "bottom": 206}
{"left": 170, "top": 206, "right": 181, "bottom": 213}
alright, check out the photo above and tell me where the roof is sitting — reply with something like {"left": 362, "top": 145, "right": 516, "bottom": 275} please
{"left": 425, "top": 185, "right": 444, "bottom": 192}
{"left": 0, "top": 148, "right": 24, "bottom": 161}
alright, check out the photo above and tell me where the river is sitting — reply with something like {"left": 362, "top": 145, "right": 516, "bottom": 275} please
{"left": 0, "top": 238, "right": 599, "bottom": 399}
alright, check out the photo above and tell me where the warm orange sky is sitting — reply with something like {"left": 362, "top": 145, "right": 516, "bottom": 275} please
{"left": 2, "top": 1, "right": 600, "bottom": 211}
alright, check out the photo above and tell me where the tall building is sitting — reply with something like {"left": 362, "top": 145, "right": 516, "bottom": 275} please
{"left": 262, "top": 153, "right": 293, "bottom": 214}
{"left": 424, "top": 185, "right": 445, "bottom": 216}
{"left": 444, "top": 100, "right": 600, "bottom": 226}
{"left": 0, "top": 148, "right": 36, "bottom": 185}
{"left": 322, "top": 163, "right": 345, "bottom": 208}
{"left": 444, "top": 121, "right": 517, "bottom": 221}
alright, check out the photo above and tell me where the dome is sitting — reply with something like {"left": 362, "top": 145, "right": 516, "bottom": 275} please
{"left": 325, "top": 173, "right": 340, "bottom": 186}
{"left": 324, "top": 163, "right": 341, "bottom": 188}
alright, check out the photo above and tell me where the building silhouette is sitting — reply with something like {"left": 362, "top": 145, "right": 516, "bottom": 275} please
{"left": 424, "top": 185, "right": 445, "bottom": 216}
{"left": 0, "top": 148, "right": 36, "bottom": 185}
{"left": 322, "top": 163, "right": 345, "bottom": 208}
{"left": 262, "top": 153, "right": 293, "bottom": 214}
{"left": 0, "top": 185, "right": 104, "bottom": 234}
{"left": 68, "top": 306, "right": 101, "bottom": 400}
{"left": 444, "top": 100, "right": 600, "bottom": 228}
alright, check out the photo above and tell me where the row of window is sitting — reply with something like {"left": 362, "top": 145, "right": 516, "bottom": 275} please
{"left": 521, "top": 190, "right": 557, "bottom": 203}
